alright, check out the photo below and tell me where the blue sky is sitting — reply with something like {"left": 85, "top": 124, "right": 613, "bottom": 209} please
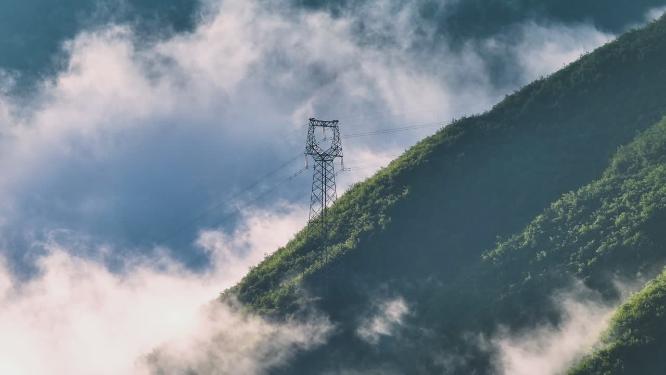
{"left": 0, "top": 0, "right": 664, "bottom": 372}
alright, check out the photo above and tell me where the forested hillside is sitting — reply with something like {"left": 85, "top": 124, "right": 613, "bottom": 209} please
{"left": 485, "top": 117, "right": 666, "bottom": 373}
{"left": 224, "top": 15, "right": 666, "bottom": 374}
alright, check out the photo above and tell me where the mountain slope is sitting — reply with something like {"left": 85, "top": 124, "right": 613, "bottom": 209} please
{"left": 483, "top": 116, "right": 666, "bottom": 314}
{"left": 477, "top": 116, "right": 666, "bottom": 371}
{"left": 569, "top": 271, "right": 666, "bottom": 375}
{"left": 224, "top": 16, "right": 666, "bottom": 374}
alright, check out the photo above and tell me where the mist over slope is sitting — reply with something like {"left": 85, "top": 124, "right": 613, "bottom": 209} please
{"left": 485, "top": 116, "right": 666, "bottom": 374}
{"left": 227, "top": 15, "right": 666, "bottom": 374}
{"left": 570, "top": 270, "right": 666, "bottom": 374}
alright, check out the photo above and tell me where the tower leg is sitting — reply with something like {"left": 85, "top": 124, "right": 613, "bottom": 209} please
{"left": 309, "top": 159, "right": 337, "bottom": 227}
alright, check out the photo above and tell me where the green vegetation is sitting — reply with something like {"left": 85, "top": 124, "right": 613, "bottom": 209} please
{"left": 484, "top": 117, "right": 666, "bottom": 307}
{"left": 570, "top": 271, "right": 666, "bottom": 374}
{"left": 230, "top": 15, "right": 666, "bottom": 313}
{"left": 223, "top": 15, "right": 666, "bottom": 374}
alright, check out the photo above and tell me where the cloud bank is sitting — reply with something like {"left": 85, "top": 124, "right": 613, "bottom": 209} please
{"left": 0, "top": 0, "right": 622, "bottom": 269}
{"left": 0, "top": 204, "right": 331, "bottom": 374}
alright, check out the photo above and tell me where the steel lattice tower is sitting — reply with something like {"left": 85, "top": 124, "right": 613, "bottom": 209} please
{"left": 305, "top": 118, "right": 343, "bottom": 227}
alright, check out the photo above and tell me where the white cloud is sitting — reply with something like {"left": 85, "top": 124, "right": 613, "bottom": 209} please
{"left": 337, "top": 145, "right": 402, "bottom": 188}
{"left": 646, "top": 6, "right": 666, "bottom": 22}
{"left": 357, "top": 296, "right": 409, "bottom": 344}
{"left": 138, "top": 305, "right": 331, "bottom": 374}
{"left": 197, "top": 203, "right": 308, "bottom": 278}
{"left": 0, "top": 0, "right": 625, "bottom": 260}
{"left": 0, "top": 204, "right": 326, "bottom": 374}
{"left": 489, "top": 284, "right": 621, "bottom": 375}
{"left": 141, "top": 302, "right": 330, "bottom": 375}
{"left": 510, "top": 22, "right": 613, "bottom": 80}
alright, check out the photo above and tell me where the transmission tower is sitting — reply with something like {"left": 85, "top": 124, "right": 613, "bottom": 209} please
{"left": 305, "top": 118, "right": 343, "bottom": 228}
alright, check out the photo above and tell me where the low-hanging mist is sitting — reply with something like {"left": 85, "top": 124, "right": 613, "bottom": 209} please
{"left": 0, "top": 204, "right": 334, "bottom": 374}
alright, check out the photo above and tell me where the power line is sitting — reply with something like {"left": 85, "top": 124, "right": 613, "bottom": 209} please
{"left": 156, "top": 153, "right": 304, "bottom": 244}
{"left": 343, "top": 122, "right": 441, "bottom": 139}
{"left": 156, "top": 121, "right": 442, "bottom": 244}
{"left": 336, "top": 105, "right": 449, "bottom": 126}
{"left": 167, "top": 164, "right": 311, "bottom": 245}
{"left": 288, "top": 118, "right": 442, "bottom": 140}
{"left": 302, "top": 122, "right": 442, "bottom": 144}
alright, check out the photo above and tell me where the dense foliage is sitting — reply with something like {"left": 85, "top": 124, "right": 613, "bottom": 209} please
{"left": 223, "top": 15, "right": 666, "bottom": 374}
{"left": 484, "top": 117, "right": 666, "bottom": 308}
